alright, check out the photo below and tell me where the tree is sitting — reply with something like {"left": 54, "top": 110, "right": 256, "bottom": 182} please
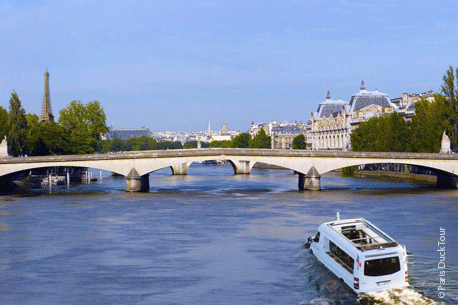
{"left": 440, "top": 66, "right": 458, "bottom": 149}
{"left": 292, "top": 134, "right": 306, "bottom": 149}
{"left": 184, "top": 141, "right": 209, "bottom": 149}
{"left": 381, "top": 112, "right": 409, "bottom": 152}
{"left": 58, "top": 100, "right": 109, "bottom": 154}
{"left": 350, "top": 117, "right": 381, "bottom": 152}
{"left": 408, "top": 97, "right": 448, "bottom": 153}
{"left": 8, "top": 91, "right": 28, "bottom": 156}
{"left": 231, "top": 132, "right": 251, "bottom": 148}
{"left": 209, "top": 140, "right": 232, "bottom": 148}
{"left": 0, "top": 106, "right": 9, "bottom": 140}
{"left": 249, "top": 128, "right": 271, "bottom": 148}
{"left": 26, "top": 114, "right": 68, "bottom": 156}
{"left": 350, "top": 112, "right": 409, "bottom": 152}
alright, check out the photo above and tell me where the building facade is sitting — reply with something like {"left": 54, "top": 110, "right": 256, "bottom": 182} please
{"left": 307, "top": 91, "right": 351, "bottom": 150}
{"left": 391, "top": 90, "right": 435, "bottom": 122}
{"left": 270, "top": 123, "right": 306, "bottom": 149}
{"left": 307, "top": 81, "right": 399, "bottom": 150}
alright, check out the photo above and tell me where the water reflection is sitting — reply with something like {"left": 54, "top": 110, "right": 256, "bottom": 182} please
{"left": 0, "top": 166, "right": 456, "bottom": 304}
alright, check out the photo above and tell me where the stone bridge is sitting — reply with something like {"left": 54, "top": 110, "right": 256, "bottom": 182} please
{"left": 1, "top": 148, "right": 457, "bottom": 191}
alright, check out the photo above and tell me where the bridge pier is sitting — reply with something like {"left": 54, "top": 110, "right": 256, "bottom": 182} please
{"left": 436, "top": 172, "right": 458, "bottom": 188}
{"left": 171, "top": 163, "right": 189, "bottom": 175}
{"left": 231, "top": 160, "right": 252, "bottom": 174}
{"left": 298, "top": 167, "right": 321, "bottom": 191}
{"left": 125, "top": 168, "right": 150, "bottom": 192}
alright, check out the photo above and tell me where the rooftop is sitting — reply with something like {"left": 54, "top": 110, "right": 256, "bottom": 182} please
{"left": 315, "top": 90, "right": 349, "bottom": 119}
{"left": 348, "top": 80, "right": 398, "bottom": 113}
{"left": 328, "top": 219, "right": 398, "bottom": 251}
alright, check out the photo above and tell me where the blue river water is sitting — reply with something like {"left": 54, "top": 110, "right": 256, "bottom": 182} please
{"left": 0, "top": 164, "right": 457, "bottom": 304}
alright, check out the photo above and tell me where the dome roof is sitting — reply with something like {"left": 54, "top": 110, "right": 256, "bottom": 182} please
{"left": 348, "top": 80, "right": 398, "bottom": 113}
{"left": 316, "top": 90, "right": 349, "bottom": 118}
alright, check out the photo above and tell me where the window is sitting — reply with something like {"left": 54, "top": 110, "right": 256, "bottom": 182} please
{"left": 364, "top": 256, "right": 400, "bottom": 276}
{"left": 330, "top": 241, "right": 354, "bottom": 272}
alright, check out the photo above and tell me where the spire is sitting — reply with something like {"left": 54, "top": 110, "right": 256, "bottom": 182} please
{"left": 39, "top": 70, "right": 54, "bottom": 123}
{"left": 326, "top": 90, "right": 331, "bottom": 100}
{"left": 221, "top": 122, "right": 228, "bottom": 135}
{"left": 360, "top": 79, "right": 366, "bottom": 91}
{"left": 207, "top": 120, "right": 212, "bottom": 138}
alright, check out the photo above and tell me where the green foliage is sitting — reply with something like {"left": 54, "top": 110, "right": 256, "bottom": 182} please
{"left": 341, "top": 166, "right": 356, "bottom": 177}
{"left": 231, "top": 132, "right": 251, "bottom": 148}
{"left": 97, "top": 137, "right": 126, "bottom": 152}
{"left": 156, "top": 141, "right": 183, "bottom": 150}
{"left": 341, "top": 66, "right": 458, "bottom": 153}
{"left": 219, "top": 140, "right": 233, "bottom": 148}
{"left": 126, "top": 136, "right": 158, "bottom": 151}
{"left": 8, "top": 91, "right": 28, "bottom": 156}
{"left": 351, "top": 112, "right": 409, "bottom": 152}
{"left": 97, "top": 136, "right": 183, "bottom": 152}
{"left": 440, "top": 66, "right": 458, "bottom": 149}
{"left": 26, "top": 115, "right": 68, "bottom": 156}
{"left": 58, "top": 100, "right": 109, "bottom": 154}
{"left": 184, "top": 141, "right": 209, "bottom": 149}
{"left": 292, "top": 134, "right": 306, "bottom": 149}
{"left": 249, "top": 128, "right": 271, "bottom": 148}
{"left": 0, "top": 106, "right": 8, "bottom": 140}
{"left": 408, "top": 96, "right": 448, "bottom": 152}
{"left": 209, "top": 140, "right": 232, "bottom": 148}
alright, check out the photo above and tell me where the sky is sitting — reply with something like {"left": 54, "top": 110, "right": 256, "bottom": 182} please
{"left": 1, "top": 1, "right": 457, "bottom": 132}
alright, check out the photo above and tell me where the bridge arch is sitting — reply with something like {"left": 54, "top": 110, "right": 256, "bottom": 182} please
{"left": 314, "top": 159, "right": 458, "bottom": 177}
{"left": 1, "top": 149, "right": 458, "bottom": 191}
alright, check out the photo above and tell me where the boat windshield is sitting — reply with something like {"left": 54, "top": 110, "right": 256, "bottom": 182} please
{"left": 364, "top": 256, "right": 400, "bottom": 276}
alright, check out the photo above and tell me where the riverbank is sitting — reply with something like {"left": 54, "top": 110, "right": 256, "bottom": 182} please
{"left": 353, "top": 170, "right": 437, "bottom": 184}
{"left": 253, "top": 163, "right": 438, "bottom": 185}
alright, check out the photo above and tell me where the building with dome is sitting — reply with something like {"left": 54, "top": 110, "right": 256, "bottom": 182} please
{"left": 348, "top": 80, "right": 398, "bottom": 125}
{"left": 307, "top": 90, "right": 351, "bottom": 150}
{"left": 307, "top": 80, "right": 398, "bottom": 150}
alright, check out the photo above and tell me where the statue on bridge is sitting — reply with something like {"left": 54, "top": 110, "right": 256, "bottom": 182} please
{"left": 440, "top": 131, "right": 451, "bottom": 154}
{"left": 0, "top": 136, "right": 8, "bottom": 157}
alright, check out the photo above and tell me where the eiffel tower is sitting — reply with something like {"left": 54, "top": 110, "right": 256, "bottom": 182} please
{"left": 39, "top": 70, "right": 54, "bottom": 123}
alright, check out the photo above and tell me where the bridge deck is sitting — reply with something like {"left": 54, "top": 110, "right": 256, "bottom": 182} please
{"left": 1, "top": 148, "right": 457, "bottom": 164}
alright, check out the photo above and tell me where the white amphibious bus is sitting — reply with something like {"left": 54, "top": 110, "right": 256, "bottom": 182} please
{"left": 306, "top": 216, "right": 408, "bottom": 294}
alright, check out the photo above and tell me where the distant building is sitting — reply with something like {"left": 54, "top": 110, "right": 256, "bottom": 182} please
{"left": 153, "top": 122, "right": 238, "bottom": 144}
{"left": 221, "top": 122, "right": 229, "bottom": 136}
{"left": 348, "top": 80, "right": 398, "bottom": 126}
{"left": 307, "top": 80, "right": 398, "bottom": 150}
{"left": 249, "top": 121, "right": 269, "bottom": 138}
{"left": 209, "top": 122, "right": 237, "bottom": 142}
{"left": 270, "top": 122, "right": 306, "bottom": 149}
{"left": 105, "top": 127, "right": 153, "bottom": 140}
{"left": 307, "top": 90, "right": 351, "bottom": 150}
{"left": 391, "top": 90, "right": 435, "bottom": 122}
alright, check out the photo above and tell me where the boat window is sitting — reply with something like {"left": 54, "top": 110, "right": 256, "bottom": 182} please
{"left": 329, "top": 241, "right": 354, "bottom": 272}
{"left": 364, "top": 256, "right": 400, "bottom": 277}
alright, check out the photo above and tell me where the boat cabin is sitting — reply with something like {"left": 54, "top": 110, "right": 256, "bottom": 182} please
{"left": 309, "top": 218, "right": 408, "bottom": 294}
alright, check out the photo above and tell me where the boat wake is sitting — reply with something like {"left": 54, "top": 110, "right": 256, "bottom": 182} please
{"left": 358, "top": 288, "right": 438, "bottom": 304}
{"left": 299, "top": 250, "right": 443, "bottom": 305}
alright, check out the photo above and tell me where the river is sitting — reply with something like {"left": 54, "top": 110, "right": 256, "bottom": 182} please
{"left": 0, "top": 164, "right": 457, "bottom": 304}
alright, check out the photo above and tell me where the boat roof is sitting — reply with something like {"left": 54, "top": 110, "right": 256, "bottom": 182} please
{"left": 323, "top": 218, "right": 399, "bottom": 252}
